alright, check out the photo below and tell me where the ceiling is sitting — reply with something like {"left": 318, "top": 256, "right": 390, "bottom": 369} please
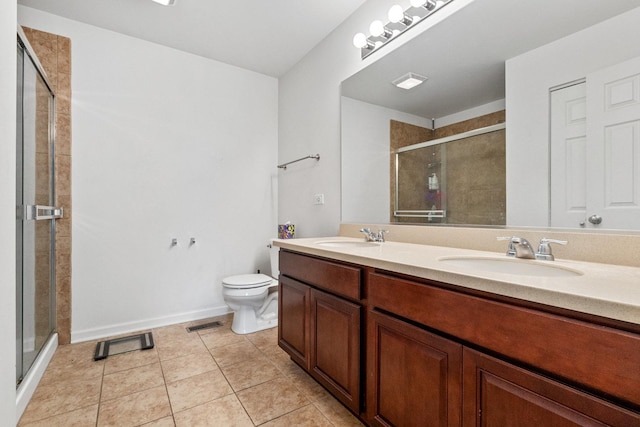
{"left": 17, "top": 0, "right": 368, "bottom": 77}
{"left": 342, "top": 0, "right": 640, "bottom": 120}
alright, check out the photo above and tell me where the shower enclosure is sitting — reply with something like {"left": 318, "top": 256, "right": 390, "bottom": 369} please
{"left": 16, "top": 30, "right": 61, "bottom": 386}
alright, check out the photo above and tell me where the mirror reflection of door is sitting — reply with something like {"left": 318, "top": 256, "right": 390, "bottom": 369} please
{"left": 550, "top": 82, "right": 587, "bottom": 228}
{"left": 550, "top": 55, "right": 640, "bottom": 230}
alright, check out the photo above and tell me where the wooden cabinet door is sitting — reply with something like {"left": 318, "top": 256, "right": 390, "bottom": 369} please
{"left": 367, "top": 310, "right": 462, "bottom": 427}
{"left": 278, "top": 276, "right": 310, "bottom": 369}
{"left": 310, "top": 288, "right": 361, "bottom": 413}
{"left": 463, "top": 348, "right": 640, "bottom": 427}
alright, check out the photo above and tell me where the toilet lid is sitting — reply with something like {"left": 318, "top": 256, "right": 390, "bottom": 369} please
{"left": 223, "top": 273, "right": 274, "bottom": 289}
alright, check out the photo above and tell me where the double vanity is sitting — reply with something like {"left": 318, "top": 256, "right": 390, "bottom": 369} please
{"left": 274, "top": 232, "right": 640, "bottom": 426}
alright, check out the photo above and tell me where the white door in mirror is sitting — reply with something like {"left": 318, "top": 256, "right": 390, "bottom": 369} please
{"left": 551, "top": 55, "right": 640, "bottom": 230}
{"left": 550, "top": 82, "right": 587, "bottom": 228}
{"left": 586, "top": 55, "right": 640, "bottom": 230}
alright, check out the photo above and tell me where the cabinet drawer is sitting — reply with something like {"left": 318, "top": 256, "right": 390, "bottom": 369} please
{"left": 369, "top": 271, "right": 640, "bottom": 408}
{"left": 463, "top": 348, "right": 640, "bottom": 426}
{"left": 280, "top": 250, "right": 362, "bottom": 300}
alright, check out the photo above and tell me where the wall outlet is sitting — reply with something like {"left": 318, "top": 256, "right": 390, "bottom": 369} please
{"left": 314, "top": 193, "right": 325, "bottom": 205}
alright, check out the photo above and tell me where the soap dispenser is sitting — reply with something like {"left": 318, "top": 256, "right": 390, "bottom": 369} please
{"left": 428, "top": 173, "right": 439, "bottom": 190}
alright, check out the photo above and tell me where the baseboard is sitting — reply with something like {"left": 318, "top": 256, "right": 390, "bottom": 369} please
{"left": 16, "top": 333, "right": 58, "bottom": 423}
{"left": 70, "top": 306, "right": 232, "bottom": 343}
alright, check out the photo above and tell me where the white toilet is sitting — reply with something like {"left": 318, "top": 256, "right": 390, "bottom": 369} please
{"left": 222, "top": 242, "right": 279, "bottom": 334}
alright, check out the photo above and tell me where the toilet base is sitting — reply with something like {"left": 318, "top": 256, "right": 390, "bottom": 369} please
{"left": 230, "top": 292, "right": 278, "bottom": 335}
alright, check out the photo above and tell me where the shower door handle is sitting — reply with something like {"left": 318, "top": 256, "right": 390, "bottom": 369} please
{"left": 23, "top": 205, "right": 64, "bottom": 220}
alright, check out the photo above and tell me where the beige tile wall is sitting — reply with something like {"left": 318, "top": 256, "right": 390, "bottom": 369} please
{"left": 22, "top": 27, "right": 72, "bottom": 345}
{"left": 445, "top": 128, "right": 505, "bottom": 225}
{"left": 34, "top": 66, "right": 53, "bottom": 351}
{"left": 389, "top": 120, "right": 434, "bottom": 221}
{"left": 391, "top": 111, "right": 506, "bottom": 225}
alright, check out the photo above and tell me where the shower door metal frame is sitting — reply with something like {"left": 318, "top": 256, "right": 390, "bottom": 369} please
{"left": 16, "top": 27, "right": 60, "bottom": 387}
{"left": 394, "top": 122, "right": 506, "bottom": 219}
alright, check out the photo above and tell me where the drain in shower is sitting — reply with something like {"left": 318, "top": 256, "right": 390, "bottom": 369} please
{"left": 94, "top": 332, "right": 154, "bottom": 361}
{"left": 186, "top": 320, "right": 222, "bottom": 333}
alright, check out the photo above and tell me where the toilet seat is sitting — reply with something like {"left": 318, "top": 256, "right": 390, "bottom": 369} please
{"left": 223, "top": 285, "right": 275, "bottom": 298}
{"left": 222, "top": 273, "right": 274, "bottom": 289}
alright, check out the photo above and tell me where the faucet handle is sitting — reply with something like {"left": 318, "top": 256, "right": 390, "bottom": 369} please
{"left": 536, "top": 238, "right": 568, "bottom": 261}
{"left": 377, "top": 229, "right": 389, "bottom": 242}
{"left": 360, "top": 228, "right": 374, "bottom": 241}
{"left": 497, "top": 236, "right": 517, "bottom": 256}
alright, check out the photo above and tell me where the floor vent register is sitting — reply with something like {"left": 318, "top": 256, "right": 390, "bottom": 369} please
{"left": 186, "top": 321, "right": 222, "bottom": 333}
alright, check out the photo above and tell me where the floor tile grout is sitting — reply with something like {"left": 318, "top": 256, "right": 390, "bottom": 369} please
{"left": 19, "top": 315, "right": 364, "bottom": 426}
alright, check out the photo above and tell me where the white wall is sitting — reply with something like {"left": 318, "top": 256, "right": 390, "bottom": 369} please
{"left": 341, "top": 96, "right": 432, "bottom": 223}
{"left": 278, "top": 0, "right": 474, "bottom": 237}
{"left": 0, "top": 1, "right": 17, "bottom": 422}
{"left": 506, "top": 7, "right": 640, "bottom": 227}
{"left": 18, "top": 7, "right": 279, "bottom": 342}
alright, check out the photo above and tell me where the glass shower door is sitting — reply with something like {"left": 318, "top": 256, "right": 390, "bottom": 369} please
{"left": 16, "top": 35, "right": 60, "bottom": 386}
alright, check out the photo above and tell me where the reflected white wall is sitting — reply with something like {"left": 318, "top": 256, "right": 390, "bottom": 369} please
{"left": 341, "top": 96, "right": 432, "bottom": 223}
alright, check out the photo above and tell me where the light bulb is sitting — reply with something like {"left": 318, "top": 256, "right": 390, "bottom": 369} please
{"left": 388, "top": 5, "right": 405, "bottom": 23}
{"left": 370, "top": 20, "right": 385, "bottom": 37}
{"left": 388, "top": 5, "right": 413, "bottom": 26}
{"left": 353, "top": 33, "right": 368, "bottom": 49}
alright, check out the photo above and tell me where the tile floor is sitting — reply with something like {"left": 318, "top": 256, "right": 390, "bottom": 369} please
{"left": 19, "top": 315, "right": 365, "bottom": 426}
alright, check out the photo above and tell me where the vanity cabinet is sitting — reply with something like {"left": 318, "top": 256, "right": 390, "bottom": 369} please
{"left": 278, "top": 250, "right": 363, "bottom": 413}
{"left": 367, "top": 309, "right": 462, "bottom": 426}
{"left": 278, "top": 276, "right": 308, "bottom": 368}
{"left": 367, "top": 271, "right": 640, "bottom": 426}
{"left": 278, "top": 248, "right": 640, "bottom": 426}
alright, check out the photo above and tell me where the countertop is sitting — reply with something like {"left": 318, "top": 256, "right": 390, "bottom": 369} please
{"left": 273, "top": 237, "right": 640, "bottom": 325}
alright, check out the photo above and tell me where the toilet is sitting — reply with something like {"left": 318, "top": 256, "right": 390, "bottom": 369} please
{"left": 222, "top": 242, "right": 279, "bottom": 334}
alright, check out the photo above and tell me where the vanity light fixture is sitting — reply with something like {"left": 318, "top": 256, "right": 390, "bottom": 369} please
{"left": 353, "top": 33, "right": 375, "bottom": 50}
{"left": 388, "top": 5, "right": 413, "bottom": 27}
{"left": 392, "top": 72, "right": 428, "bottom": 90}
{"left": 411, "top": 0, "right": 437, "bottom": 10}
{"left": 151, "top": 0, "right": 176, "bottom": 6}
{"left": 353, "top": 0, "right": 453, "bottom": 59}
{"left": 370, "top": 20, "right": 393, "bottom": 40}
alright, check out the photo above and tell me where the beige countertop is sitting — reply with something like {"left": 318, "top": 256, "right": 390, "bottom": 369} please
{"left": 274, "top": 236, "right": 640, "bottom": 325}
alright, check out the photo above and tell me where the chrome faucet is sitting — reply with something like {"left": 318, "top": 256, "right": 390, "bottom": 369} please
{"left": 535, "top": 238, "right": 568, "bottom": 261}
{"left": 497, "top": 236, "right": 535, "bottom": 259}
{"left": 360, "top": 228, "right": 389, "bottom": 242}
{"left": 498, "top": 236, "right": 568, "bottom": 260}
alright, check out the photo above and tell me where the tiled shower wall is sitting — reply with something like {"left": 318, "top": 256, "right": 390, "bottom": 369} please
{"left": 391, "top": 110, "right": 506, "bottom": 225}
{"left": 389, "top": 120, "right": 434, "bottom": 221}
{"left": 22, "top": 27, "right": 72, "bottom": 345}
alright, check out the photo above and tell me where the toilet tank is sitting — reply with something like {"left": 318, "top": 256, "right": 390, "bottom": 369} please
{"left": 269, "top": 240, "right": 280, "bottom": 278}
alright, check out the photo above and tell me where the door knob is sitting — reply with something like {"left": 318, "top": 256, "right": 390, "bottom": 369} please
{"left": 588, "top": 214, "right": 602, "bottom": 225}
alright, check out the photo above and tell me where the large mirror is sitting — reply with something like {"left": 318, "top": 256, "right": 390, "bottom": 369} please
{"left": 341, "top": 0, "right": 640, "bottom": 231}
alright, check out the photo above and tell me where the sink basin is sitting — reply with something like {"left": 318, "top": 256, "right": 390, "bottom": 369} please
{"left": 315, "top": 240, "right": 381, "bottom": 248}
{"left": 438, "top": 256, "right": 583, "bottom": 277}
